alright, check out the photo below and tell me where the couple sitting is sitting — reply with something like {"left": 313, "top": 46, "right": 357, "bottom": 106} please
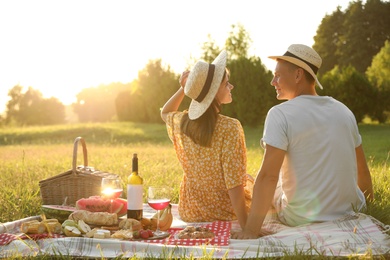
{"left": 160, "top": 45, "right": 373, "bottom": 239}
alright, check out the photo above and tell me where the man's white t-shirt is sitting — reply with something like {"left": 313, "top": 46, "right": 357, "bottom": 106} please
{"left": 262, "top": 95, "right": 366, "bottom": 226}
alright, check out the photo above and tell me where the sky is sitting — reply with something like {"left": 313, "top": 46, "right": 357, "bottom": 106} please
{"left": 0, "top": 0, "right": 355, "bottom": 115}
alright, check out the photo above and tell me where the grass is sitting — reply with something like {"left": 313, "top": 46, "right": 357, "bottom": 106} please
{"left": 0, "top": 122, "right": 389, "bottom": 259}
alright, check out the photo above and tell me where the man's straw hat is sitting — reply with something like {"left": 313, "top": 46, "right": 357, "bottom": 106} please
{"left": 184, "top": 50, "right": 227, "bottom": 120}
{"left": 268, "top": 44, "right": 323, "bottom": 89}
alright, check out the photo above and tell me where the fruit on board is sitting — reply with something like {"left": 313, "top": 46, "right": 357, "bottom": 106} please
{"left": 115, "top": 198, "right": 127, "bottom": 216}
{"left": 64, "top": 226, "right": 82, "bottom": 237}
{"left": 61, "top": 219, "right": 78, "bottom": 229}
{"left": 77, "top": 219, "right": 92, "bottom": 234}
{"left": 140, "top": 218, "right": 153, "bottom": 230}
{"left": 150, "top": 203, "right": 173, "bottom": 231}
{"left": 139, "top": 229, "right": 150, "bottom": 239}
{"left": 75, "top": 196, "right": 126, "bottom": 217}
{"left": 132, "top": 230, "right": 140, "bottom": 239}
{"left": 61, "top": 219, "right": 92, "bottom": 237}
{"left": 41, "top": 205, "right": 77, "bottom": 223}
{"left": 76, "top": 196, "right": 111, "bottom": 212}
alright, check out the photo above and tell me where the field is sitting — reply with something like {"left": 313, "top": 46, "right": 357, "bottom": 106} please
{"left": 0, "top": 122, "right": 389, "bottom": 227}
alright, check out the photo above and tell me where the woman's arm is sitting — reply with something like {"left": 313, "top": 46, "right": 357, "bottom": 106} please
{"left": 228, "top": 185, "right": 247, "bottom": 229}
{"left": 160, "top": 71, "right": 189, "bottom": 123}
{"left": 231, "top": 145, "right": 285, "bottom": 239}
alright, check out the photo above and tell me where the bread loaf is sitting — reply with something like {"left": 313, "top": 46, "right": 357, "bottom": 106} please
{"left": 68, "top": 210, "right": 118, "bottom": 226}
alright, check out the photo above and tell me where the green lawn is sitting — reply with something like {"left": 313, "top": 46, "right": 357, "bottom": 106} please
{"left": 0, "top": 122, "right": 389, "bottom": 227}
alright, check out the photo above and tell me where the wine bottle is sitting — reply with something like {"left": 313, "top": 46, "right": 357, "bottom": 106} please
{"left": 127, "top": 153, "right": 143, "bottom": 220}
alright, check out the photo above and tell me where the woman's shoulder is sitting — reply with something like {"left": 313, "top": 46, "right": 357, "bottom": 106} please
{"left": 167, "top": 111, "right": 186, "bottom": 122}
{"left": 218, "top": 114, "right": 240, "bottom": 122}
{"left": 218, "top": 114, "right": 243, "bottom": 129}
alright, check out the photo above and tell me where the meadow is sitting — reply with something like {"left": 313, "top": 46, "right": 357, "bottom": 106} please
{"left": 1, "top": 122, "right": 389, "bottom": 227}
{"left": 0, "top": 122, "right": 389, "bottom": 259}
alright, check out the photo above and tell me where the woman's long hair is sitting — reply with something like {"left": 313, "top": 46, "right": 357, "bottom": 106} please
{"left": 180, "top": 70, "right": 227, "bottom": 147}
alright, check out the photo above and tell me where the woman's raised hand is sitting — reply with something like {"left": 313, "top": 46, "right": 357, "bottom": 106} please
{"left": 179, "top": 70, "right": 190, "bottom": 88}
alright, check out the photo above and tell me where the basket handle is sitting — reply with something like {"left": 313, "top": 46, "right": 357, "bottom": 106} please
{"left": 72, "top": 136, "right": 89, "bottom": 174}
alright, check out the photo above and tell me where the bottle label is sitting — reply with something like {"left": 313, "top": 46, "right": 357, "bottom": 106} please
{"left": 127, "top": 184, "right": 143, "bottom": 210}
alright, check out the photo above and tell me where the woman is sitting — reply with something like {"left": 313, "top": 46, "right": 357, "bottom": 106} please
{"left": 160, "top": 50, "right": 252, "bottom": 228}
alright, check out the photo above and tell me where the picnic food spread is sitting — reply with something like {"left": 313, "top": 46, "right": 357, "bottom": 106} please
{"left": 17, "top": 142, "right": 226, "bottom": 249}
{"left": 17, "top": 195, "right": 183, "bottom": 242}
{"left": 28, "top": 141, "right": 222, "bottom": 245}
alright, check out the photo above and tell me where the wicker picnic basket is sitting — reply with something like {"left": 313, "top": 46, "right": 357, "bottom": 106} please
{"left": 39, "top": 136, "right": 118, "bottom": 206}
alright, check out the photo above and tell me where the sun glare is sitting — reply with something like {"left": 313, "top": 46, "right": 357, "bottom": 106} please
{"left": 0, "top": 0, "right": 354, "bottom": 114}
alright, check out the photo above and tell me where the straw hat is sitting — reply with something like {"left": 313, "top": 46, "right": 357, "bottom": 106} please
{"left": 268, "top": 44, "right": 323, "bottom": 89}
{"left": 184, "top": 50, "right": 227, "bottom": 120}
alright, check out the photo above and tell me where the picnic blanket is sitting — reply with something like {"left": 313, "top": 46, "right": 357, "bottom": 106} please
{"left": 1, "top": 204, "right": 389, "bottom": 258}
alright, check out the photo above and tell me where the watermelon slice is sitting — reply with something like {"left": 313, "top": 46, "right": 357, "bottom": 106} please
{"left": 115, "top": 198, "right": 127, "bottom": 217}
{"left": 76, "top": 196, "right": 127, "bottom": 217}
{"left": 41, "top": 205, "right": 77, "bottom": 223}
{"left": 76, "top": 197, "right": 111, "bottom": 212}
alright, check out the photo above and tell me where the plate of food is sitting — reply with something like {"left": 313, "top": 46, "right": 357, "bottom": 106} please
{"left": 167, "top": 221, "right": 232, "bottom": 246}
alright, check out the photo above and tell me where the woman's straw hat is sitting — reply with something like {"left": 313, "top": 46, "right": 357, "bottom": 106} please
{"left": 184, "top": 50, "right": 227, "bottom": 120}
{"left": 268, "top": 44, "right": 323, "bottom": 89}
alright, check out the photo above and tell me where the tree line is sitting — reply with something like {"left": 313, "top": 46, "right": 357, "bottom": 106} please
{"left": 2, "top": 0, "right": 389, "bottom": 126}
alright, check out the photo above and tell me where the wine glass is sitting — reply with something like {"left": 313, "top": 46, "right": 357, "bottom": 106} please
{"left": 148, "top": 186, "right": 171, "bottom": 236}
{"left": 101, "top": 177, "right": 123, "bottom": 211}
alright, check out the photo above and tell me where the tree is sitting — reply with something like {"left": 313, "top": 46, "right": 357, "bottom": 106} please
{"left": 73, "top": 82, "right": 129, "bottom": 122}
{"left": 313, "top": 7, "right": 346, "bottom": 75}
{"left": 115, "top": 81, "right": 148, "bottom": 122}
{"left": 321, "top": 66, "right": 376, "bottom": 123}
{"left": 224, "top": 56, "right": 276, "bottom": 126}
{"left": 199, "top": 35, "right": 222, "bottom": 63}
{"left": 5, "top": 85, "right": 65, "bottom": 125}
{"left": 116, "top": 60, "right": 183, "bottom": 123}
{"left": 314, "top": 0, "right": 390, "bottom": 75}
{"left": 136, "top": 60, "right": 182, "bottom": 123}
{"left": 366, "top": 40, "right": 390, "bottom": 122}
{"left": 198, "top": 23, "right": 277, "bottom": 126}
{"left": 116, "top": 23, "right": 280, "bottom": 126}
{"left": 224, "top": 23, "right": 252, "bottom": 60}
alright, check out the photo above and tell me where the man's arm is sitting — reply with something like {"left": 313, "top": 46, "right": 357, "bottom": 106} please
{"left": 232, "top": 144, "right": 285, "bottom": 239}
{"left": 356, "top": 144, "right": 374, "bottom": 202}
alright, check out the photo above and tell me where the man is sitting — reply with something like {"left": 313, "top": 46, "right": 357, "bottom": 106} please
{"left": 232, "top": 44, "right": 374, "bottom": 239}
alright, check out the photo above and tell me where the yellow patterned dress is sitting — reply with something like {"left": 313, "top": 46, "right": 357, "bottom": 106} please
{"left": 166, "top": 112, "right": 252, "bottom": 222}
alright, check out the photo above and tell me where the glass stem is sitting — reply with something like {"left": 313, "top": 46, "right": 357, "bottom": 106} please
{"left": 156, "top": 210, "right": 160, "bottom": 232}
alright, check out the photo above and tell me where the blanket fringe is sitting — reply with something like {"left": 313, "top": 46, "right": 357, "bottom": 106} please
{"left": 362, "top": 213, "right": 390, "bottom": 235}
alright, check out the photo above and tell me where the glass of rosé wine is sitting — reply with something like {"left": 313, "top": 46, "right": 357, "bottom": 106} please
{"left": 147, "top": 186, "right": 172, "bottom": 236}
{"left": 101, "top": 177, "right": 123, "bottom": 210}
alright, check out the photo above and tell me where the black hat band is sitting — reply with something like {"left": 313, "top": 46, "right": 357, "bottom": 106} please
{"left": 195, "top": 64, "right": 215, "bottom": 102}
{"left": 284, "top": 51, "right": 318, "bottom": 74}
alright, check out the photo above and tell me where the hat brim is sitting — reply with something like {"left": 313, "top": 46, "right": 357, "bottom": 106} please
{"left": 188, "top": 50, "right": 227, "bottom": 120}
{"left": 268, "top": 55, "right": 323, "bottom": 89}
